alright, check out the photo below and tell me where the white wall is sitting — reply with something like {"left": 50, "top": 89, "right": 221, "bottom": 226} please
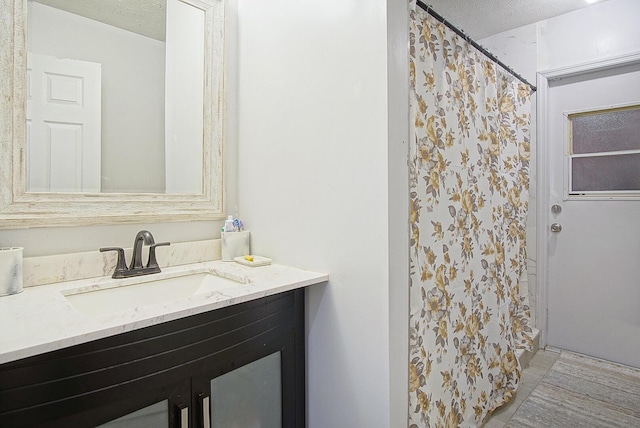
{"left": 478, "top": 23, "right": 538, "bottom": 84}
{"left": 28, "top": 2, "right": 166, "bottom": 193}
{"left": 537, "top": 0, "right": 640, "bottom": 71}
{"left": 479, "top": 0, "right": 640, "bottom": 82}
{"left": 387, "top": 1, "right": 410, "bottom": 424}
{"left": 234, "top": 0, "right": 408, "bottom": 426}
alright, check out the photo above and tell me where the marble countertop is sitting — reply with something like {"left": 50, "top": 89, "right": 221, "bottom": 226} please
{"left": 0, "top": 261, "right": 328, "bottom": 365}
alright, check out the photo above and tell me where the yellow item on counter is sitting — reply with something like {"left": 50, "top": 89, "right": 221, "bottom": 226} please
{"left": 234, "top": 255, "right": 271, "bottom": 267}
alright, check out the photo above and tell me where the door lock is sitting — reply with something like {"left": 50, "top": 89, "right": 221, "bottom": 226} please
{"left": 551, "top": 204, "right": 562, "bottom": 214}
{"left": 551, "top": 223, "right": 562, "bottom": 233}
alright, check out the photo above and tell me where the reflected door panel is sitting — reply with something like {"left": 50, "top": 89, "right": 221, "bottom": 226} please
{"left": 27, "top": 53, "right": 101, "bottom": 192}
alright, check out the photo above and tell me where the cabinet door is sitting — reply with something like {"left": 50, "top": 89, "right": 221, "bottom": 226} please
{"left": 187, "top": 289, "right": 304, "bottom": 428}
{"left": 208, "top": 351, "right": 283, "bottom": 428}
{"left": 192, "top": 331, "right": 301, "bottom": 428}
{"left": 41, "top": 380, "right": 192, "bottom": 428}
{"left": 95, "top": 381, "right": 191, "bottom": 428}
{"left": 97, "top": 400, "right": 171, "bottom": 427}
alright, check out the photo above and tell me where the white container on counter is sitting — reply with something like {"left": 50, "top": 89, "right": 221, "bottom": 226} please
{"left": 221, "top": 231, "right": 250, "bottom": 262}
{"left": 0, "top": 247, "right": 23, "bottom": 296}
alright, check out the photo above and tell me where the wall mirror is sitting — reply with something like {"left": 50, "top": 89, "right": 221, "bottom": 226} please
{"left": 0, "top": 0, "right": 226, "bottom": 228}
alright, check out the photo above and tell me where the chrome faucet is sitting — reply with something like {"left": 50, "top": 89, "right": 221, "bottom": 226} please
{"left": 100, "top": 230, "right": 170, "bottom": 278}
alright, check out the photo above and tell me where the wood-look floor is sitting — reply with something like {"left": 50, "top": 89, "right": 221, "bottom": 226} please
{"left": 483, "top": 349, "right": 640, "bottom": 427}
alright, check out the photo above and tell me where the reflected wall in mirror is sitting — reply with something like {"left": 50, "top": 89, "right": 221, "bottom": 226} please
{"left": 0, "top": 0, "right": 226, "bottom": 228}
{"left": 27, "top": 0, "right": 205, "bottom": 194}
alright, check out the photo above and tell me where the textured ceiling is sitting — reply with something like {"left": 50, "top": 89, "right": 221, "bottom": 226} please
{"left": 33, "top": 0, "right": 610, "bottom": 46}
{"left": 33, "top": 0, "right": 166, "bottom": 41}
{"left": 423, "top": 0, "right": 611, "bottom": 39}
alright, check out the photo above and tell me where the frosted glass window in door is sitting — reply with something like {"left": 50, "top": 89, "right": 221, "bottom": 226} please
{"left": 210, "top": 352, "right": 282, "bottom": 428}
{"left": 571, "top": 106, "right": 640, "bottom": 154}
{"left": 568, "top": 105, "right": 640, "bottom": 194}
{"left": 97, "top": 400, "right": 168, "bottom": 428}
{"left": 572, "top": 153, "right": 640, "bottom": 192}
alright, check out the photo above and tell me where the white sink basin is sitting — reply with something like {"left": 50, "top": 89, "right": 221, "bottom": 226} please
{"left": 63, "top": 272, "right": 242, "bottom": 317}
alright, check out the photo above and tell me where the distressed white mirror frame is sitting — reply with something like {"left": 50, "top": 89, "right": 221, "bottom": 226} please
{"left": 0, "top": 0, "right": 226, "bottom": 229}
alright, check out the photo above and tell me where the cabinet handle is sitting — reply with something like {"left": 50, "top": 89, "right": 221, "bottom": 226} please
{"left": 180, "top": 405, "right": 189, "bottom": 428}
{"left": 202, "top": 396, "right": 211, "bottom": 428}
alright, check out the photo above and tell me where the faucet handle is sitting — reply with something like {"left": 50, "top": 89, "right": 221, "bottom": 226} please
{"left": 147, "top": 242, "right": 171, "bottom": 269}
{"left": 100, "top": 247, "right": 128, "bottom": 279}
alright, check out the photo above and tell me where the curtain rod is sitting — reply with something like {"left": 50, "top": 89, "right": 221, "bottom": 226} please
{"left": 416, "top": 0, "right": 537, "bottom": 92}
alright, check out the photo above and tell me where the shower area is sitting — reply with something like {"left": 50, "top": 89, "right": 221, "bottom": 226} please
{"left": 408, "top": 1, "right": 535, "bottom": 426}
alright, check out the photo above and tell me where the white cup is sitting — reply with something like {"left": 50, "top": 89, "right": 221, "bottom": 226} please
{"left": 0, "top": 247, "right": 23, "bottom": 296}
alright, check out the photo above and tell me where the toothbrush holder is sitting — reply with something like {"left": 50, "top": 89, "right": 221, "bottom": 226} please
{"left": 221, "top": 231, "right": 250, "bottom": 261}
{"left": 0, "top": 247, "right": 23, "bottom": 296}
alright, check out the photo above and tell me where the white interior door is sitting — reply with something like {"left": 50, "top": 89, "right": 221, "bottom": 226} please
{"left": 27, "top": 53, "right": 101, "bottom": 192}
{"left": 546, "top": 62, "right": 640, "bottom": 368}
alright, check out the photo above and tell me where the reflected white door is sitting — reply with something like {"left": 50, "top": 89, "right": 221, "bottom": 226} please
{"left": 546, "top": 63, "right": 640, "bottom": 368}
{"left": 27, "top": 53, "right": 101, "bottom": 192}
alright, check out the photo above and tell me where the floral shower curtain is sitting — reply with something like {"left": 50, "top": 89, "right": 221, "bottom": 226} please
{"left": 408, "top": 3, "right": 534, "bottom": 427}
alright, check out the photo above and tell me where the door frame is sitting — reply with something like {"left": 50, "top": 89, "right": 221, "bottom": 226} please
{"left": 535, "top": 51, "right": 640, "bottom": 348}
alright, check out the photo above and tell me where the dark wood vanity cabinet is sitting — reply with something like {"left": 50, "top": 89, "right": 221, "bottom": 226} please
{"left": 0, "top": 290, "right": 305, "bottom": 428}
